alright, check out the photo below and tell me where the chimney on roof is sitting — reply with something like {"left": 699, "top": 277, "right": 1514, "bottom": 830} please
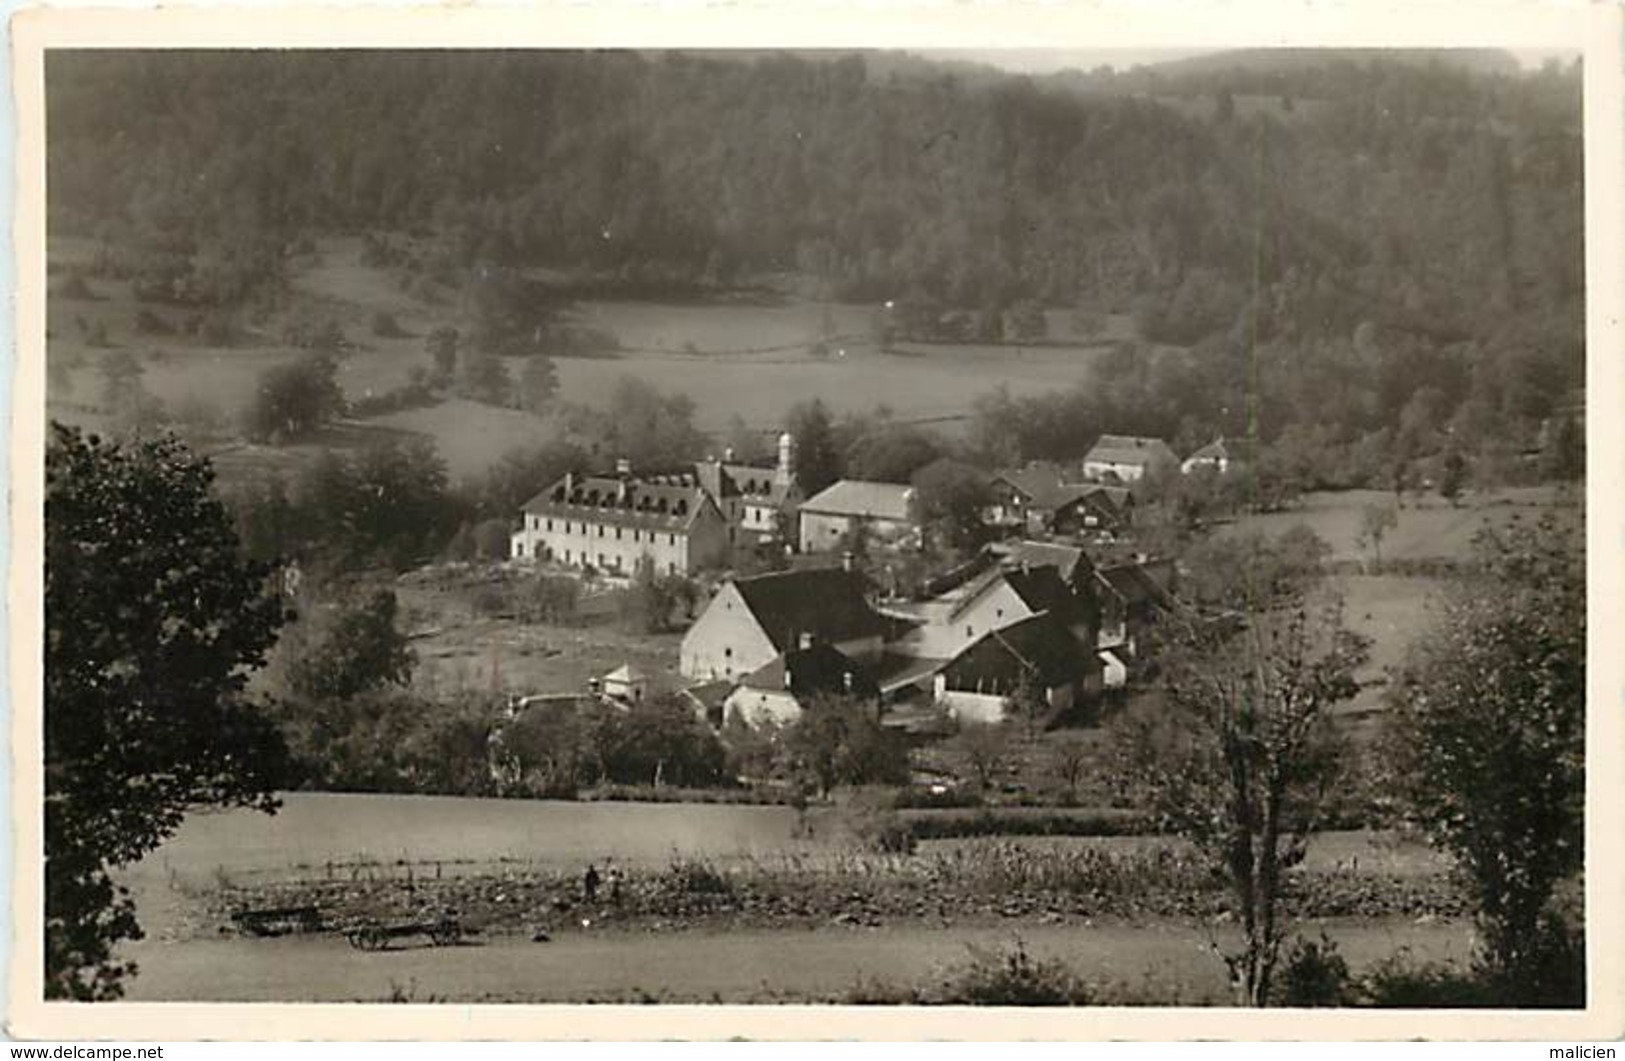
{"left": 723, "top": 446, "right": 735, "bottom": 462}
{"left": 841, "top": 551, "right": 855, "bottom": 573}
{"left": 798, "top": 631, "right": 814, "bottom": 651}
{"left": 616, "top": 457, "right": 632, "bottom": 478}
{"left": 563, "top": 471, "right": 575, "bottom": 497}
{"left": 842, "top": 671, "right": 854, "bottom": 693}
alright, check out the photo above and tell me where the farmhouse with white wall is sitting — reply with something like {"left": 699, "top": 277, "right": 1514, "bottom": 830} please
{"left": 678, "top": 565, "right": 889, "bottom": 682}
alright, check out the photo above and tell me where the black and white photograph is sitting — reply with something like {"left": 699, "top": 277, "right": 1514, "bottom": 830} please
{"left": 11, "top": 3, "right": 1622, "bottom": 1039}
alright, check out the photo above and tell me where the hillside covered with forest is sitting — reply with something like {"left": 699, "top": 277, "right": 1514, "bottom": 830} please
{"left": 46, "top": 48, "right": 1584, "bottom": 474}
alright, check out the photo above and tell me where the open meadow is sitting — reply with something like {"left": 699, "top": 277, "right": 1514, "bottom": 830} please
{"left": 117, "top": 792, "right": 1474, "bottom": 1004}
{"left": 47, "top": 236, "right": 1119, "bottom": 481}
{"left": 1219, "top": 487, "right": 1576, "bottom": 566}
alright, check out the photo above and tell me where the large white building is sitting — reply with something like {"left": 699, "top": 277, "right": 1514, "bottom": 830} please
{"left": 510, "top": 463, "right": 729, "bottom": 577}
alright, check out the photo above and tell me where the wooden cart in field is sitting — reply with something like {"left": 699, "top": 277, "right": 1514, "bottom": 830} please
{"left": 343, "top": 915, "right": 463, "bottom": 951}
{"left": 230, "top": 905, "right": 323, "bottom": 937}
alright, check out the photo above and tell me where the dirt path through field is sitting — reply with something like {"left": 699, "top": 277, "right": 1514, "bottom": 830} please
{"left": 118, "top": 918, "right": 1473, "bottom": 1004}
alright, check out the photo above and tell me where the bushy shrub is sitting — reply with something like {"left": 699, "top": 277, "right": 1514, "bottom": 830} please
{"left": 517, "top": 574, "right": 582, "bottom": 624}
{"left": 198, "top": 312, "right": 234, "bottom": 346}
{"left": 470, "top": 584, "right": 512, "bottom": 618}
{"left": 1272, "top": 932, "right": 1355, "bottom": 1007}
{"left": 593, "top": 697, "right": 729, "bottom": 788}
{"left": 134, "top": 309, "right": 174, "bottom": 335}
{"left": 1358, "top": 954, "right": 1494, "bottom": 1008}
{"left": 660, "top": 857, "right": 734, "bottom": 898}
{"left": 900, "top": 807, "right": 1152, "bottom": 841}
{"left": 372, "top": 310, "right": 407, "bottom": 338}
{"left": 932, "top": 942, "right": 1091, "bottom": 1006}
{"left": 843, "top": 796, "right": 918, "bottom": 855}
{"left": 347, "top": 377, "right": 438, "bottom": 418}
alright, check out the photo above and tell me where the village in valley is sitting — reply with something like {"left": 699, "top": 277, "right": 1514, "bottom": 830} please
{"left": 498, "top": 429, "right": 1169, "bottom": 745}
{"left": 39, "top": 47, "right": 1589, "bottom": 1010}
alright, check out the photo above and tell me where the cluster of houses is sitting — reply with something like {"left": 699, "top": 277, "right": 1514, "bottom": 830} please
{"left": 506, "top": 430, "right": 1239, "bottom": 578}
{"left": 501, "top": 429, "right": 1241, "bottom": 731}
{"left": 675, "top": 542, "right": 1172, "bottom": 729}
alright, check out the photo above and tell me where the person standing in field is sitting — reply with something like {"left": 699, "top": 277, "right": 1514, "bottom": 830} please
{"left": 583, "top": 863, "right": 601, "bottom": 902}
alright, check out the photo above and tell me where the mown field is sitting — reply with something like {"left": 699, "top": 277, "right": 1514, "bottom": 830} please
{"left": 46, "top": 236, "right": 1121, "bottom": 480}
{"left": 1219, "top": 487, "right": 1581, "bottom": 728}
{"left": 1219, "top": 487, "right": 1575, "bottom": 566}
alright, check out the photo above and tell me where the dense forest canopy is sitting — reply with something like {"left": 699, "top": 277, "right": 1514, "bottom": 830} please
{"left": 47, "top": 48, "right": 1584, "bottom": 461}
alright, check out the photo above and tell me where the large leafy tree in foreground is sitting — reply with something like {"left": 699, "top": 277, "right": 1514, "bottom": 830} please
{"left": 45, "top": 423, "right": 289, "bottom": 998}
{"left": 1387, "top": 513, "right": 1585, "bottom": 1003}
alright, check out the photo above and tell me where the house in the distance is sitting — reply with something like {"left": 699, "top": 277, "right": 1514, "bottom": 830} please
{"left": 722, "top": 641, "right": 881, "bottom": 726}
{"left": 798, "top": 480, "right": 920, "bottom": 554}
{"left": 986, "top": 461, "right": 1071, "bottom": 530}
{"left": 694, "top": 432, "right": 803, "bottom": 550}
{"left": 1181, "top": 436, "right": 1257, "bottom": 476}
{"left": 932, "top": 612, "right": 1103, "bottom": 725}
{"left": 509, "top": 461, "right": 729, "bottom": 576}
{"left": 678, "top": 564, "right": 890, "bottom": 682}
{"left": 987, "top": 463, "right": 1133, "bottom": 536}
{"left": 1082, "top": 435, "right": 1179, "bottom": 483}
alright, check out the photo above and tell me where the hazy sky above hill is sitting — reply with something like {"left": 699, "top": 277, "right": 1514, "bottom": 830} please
{"left": 939, "top": 47, "right": 1578, "bottom": 74}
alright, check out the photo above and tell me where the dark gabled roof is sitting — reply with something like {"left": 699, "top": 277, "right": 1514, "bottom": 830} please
{"left": 942, "top": 613, "right": 1097, "bottom": 689}
{"left": 681, "top": 679, "right": 735, "bottom": 712}
{"left": 1095, "top": 563, "right": 1170, "bottom": 608}
{"left": 696, "top": 459, "right": 796, "bottom": 505}
{"left": 996, "top": 540, "right": 1089, "bottom": 578}
{"left": 731, "top": 568, "right": 890, "bottom": 652}
{"left": 994, "top": 465, "right": 1134, "bottom": 513}
{"left": 1085, "top": 435, "right": 1179, "bottom": 468}
{"left": 952, "top": 563, "right": 1074, "bottom": 621}
{"left": 739, "top": 643, "right": 880, "bottom": 698}
{"left": 992, "top": 461, "right": 1066, "bottom": 502}
{"left": 1004, "top": 565, "right": 1076, "bottom": 614}
{"left": 521, "top": 472, "right": 719, "bottom": 532}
